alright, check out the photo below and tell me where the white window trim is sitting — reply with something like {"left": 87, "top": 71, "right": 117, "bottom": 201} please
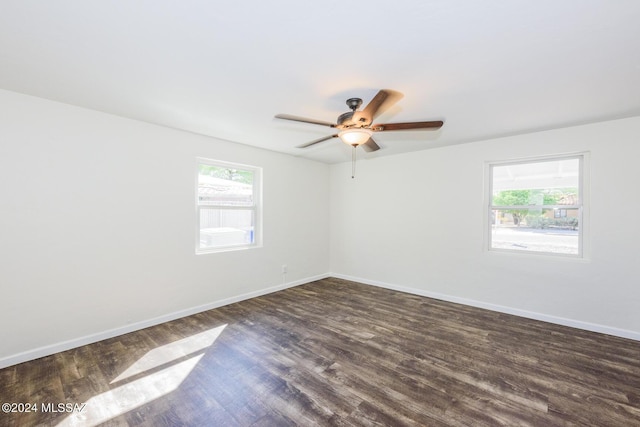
{"left": 195, "top": 157, "right": 262, "bottom": 254}
{"left": 484, "top": 152, "right": 590, "bottom": 259}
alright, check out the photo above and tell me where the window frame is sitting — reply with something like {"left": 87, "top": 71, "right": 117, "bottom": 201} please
{"left": 486, "top": 153, "right": 589, "bottom": 259}
{"left": 195, "top": 157, "right": 262, "bottom": 254}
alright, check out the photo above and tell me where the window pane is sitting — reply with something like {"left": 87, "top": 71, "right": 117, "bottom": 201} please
{"left": 199, "top": 208, "right": 254, "bottom": 249}
{"left": 492, "top": 158, "right": 579, "bottom": 206}
{"left": 491, "top": 208, "right": 579, "bottom": 255}
{"left": 198, "top": 165, "right": 253, "bottom": 206}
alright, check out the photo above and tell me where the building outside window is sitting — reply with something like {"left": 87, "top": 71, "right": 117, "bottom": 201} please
{"left": 196, "top": 158, "right": 261, "bottom": 253}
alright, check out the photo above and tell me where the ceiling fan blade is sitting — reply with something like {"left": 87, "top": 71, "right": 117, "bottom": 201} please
{"left": 275, "top": 114, "right": 336, "bottom": 128}
{"left": 361, "top": 137, "right": 380, "bottom": 152}
{"left": 372, "top": 120, "right": 444, "bottom": 131}
{"left": 296, "top": 134, "right": 339, "bottom": 148}
{"left": 359, "top": 89, "right": 403, "bottom": 123}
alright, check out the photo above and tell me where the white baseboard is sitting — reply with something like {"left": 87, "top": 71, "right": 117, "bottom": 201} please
{"left": 0, "top": 273, "right": 330, "bottom": 369}
{"left": 331, "top": 273, "right": 640, "bottom": 342}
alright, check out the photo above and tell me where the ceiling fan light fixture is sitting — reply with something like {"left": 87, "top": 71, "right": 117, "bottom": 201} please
{"left": 338, "top": 129, "right": 372, "bottom": 146}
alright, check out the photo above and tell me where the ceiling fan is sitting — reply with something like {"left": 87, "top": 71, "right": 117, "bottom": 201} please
{"left": 274, "top": 89, "right": 444, "bottom": 153}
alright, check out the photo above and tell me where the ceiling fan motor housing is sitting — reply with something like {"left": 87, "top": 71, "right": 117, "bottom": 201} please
{"left": 337, "top": 111, "right": 355, "bottom": 128}
{"left": 338, "top": 98, "right": 368, "bottom": 129}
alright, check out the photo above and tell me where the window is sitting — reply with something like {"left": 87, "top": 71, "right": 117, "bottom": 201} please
{"left": 196, "top": 158, "right": 261, "bottom": 253}
{"left": 554, "top": 209, "right": 567, "bottom": 218}
{"left": 488, "top": 154, "right": 586, "bottom": 257}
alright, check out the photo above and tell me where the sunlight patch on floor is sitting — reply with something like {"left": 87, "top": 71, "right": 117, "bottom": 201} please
{"left": 111, "top": 325, "right": 227, "bottom": 384}
{"left": 56, "top": 324, "right": 227, "bottom": 427}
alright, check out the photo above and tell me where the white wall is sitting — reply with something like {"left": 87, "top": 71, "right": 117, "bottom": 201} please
{"left": 0, "top": 89, "right": 330, "bottom": 366}
{"left": 330, "top": 117, "right": 640, "bottom": 339}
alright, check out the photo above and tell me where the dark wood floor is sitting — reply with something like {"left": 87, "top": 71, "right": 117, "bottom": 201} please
{"left": 1, "top": 277, "right": 640, "bottom": 426}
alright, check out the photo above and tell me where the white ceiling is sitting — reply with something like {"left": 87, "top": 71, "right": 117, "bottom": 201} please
{"left": 1, "top": 1, "right": 639, "bottom": 164}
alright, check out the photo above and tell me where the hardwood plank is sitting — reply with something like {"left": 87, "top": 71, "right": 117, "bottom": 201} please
{"left": 1, "top": 277, "right": 639, "bottom": 426}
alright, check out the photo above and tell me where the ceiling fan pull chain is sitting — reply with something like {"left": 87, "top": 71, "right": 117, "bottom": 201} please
{"left": 351, "top": 144, "right": 357, "bottom": 179}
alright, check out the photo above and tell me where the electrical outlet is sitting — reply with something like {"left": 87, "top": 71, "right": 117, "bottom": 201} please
{"left": 281, "top": 264, "right": 288, "bottom": 274}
